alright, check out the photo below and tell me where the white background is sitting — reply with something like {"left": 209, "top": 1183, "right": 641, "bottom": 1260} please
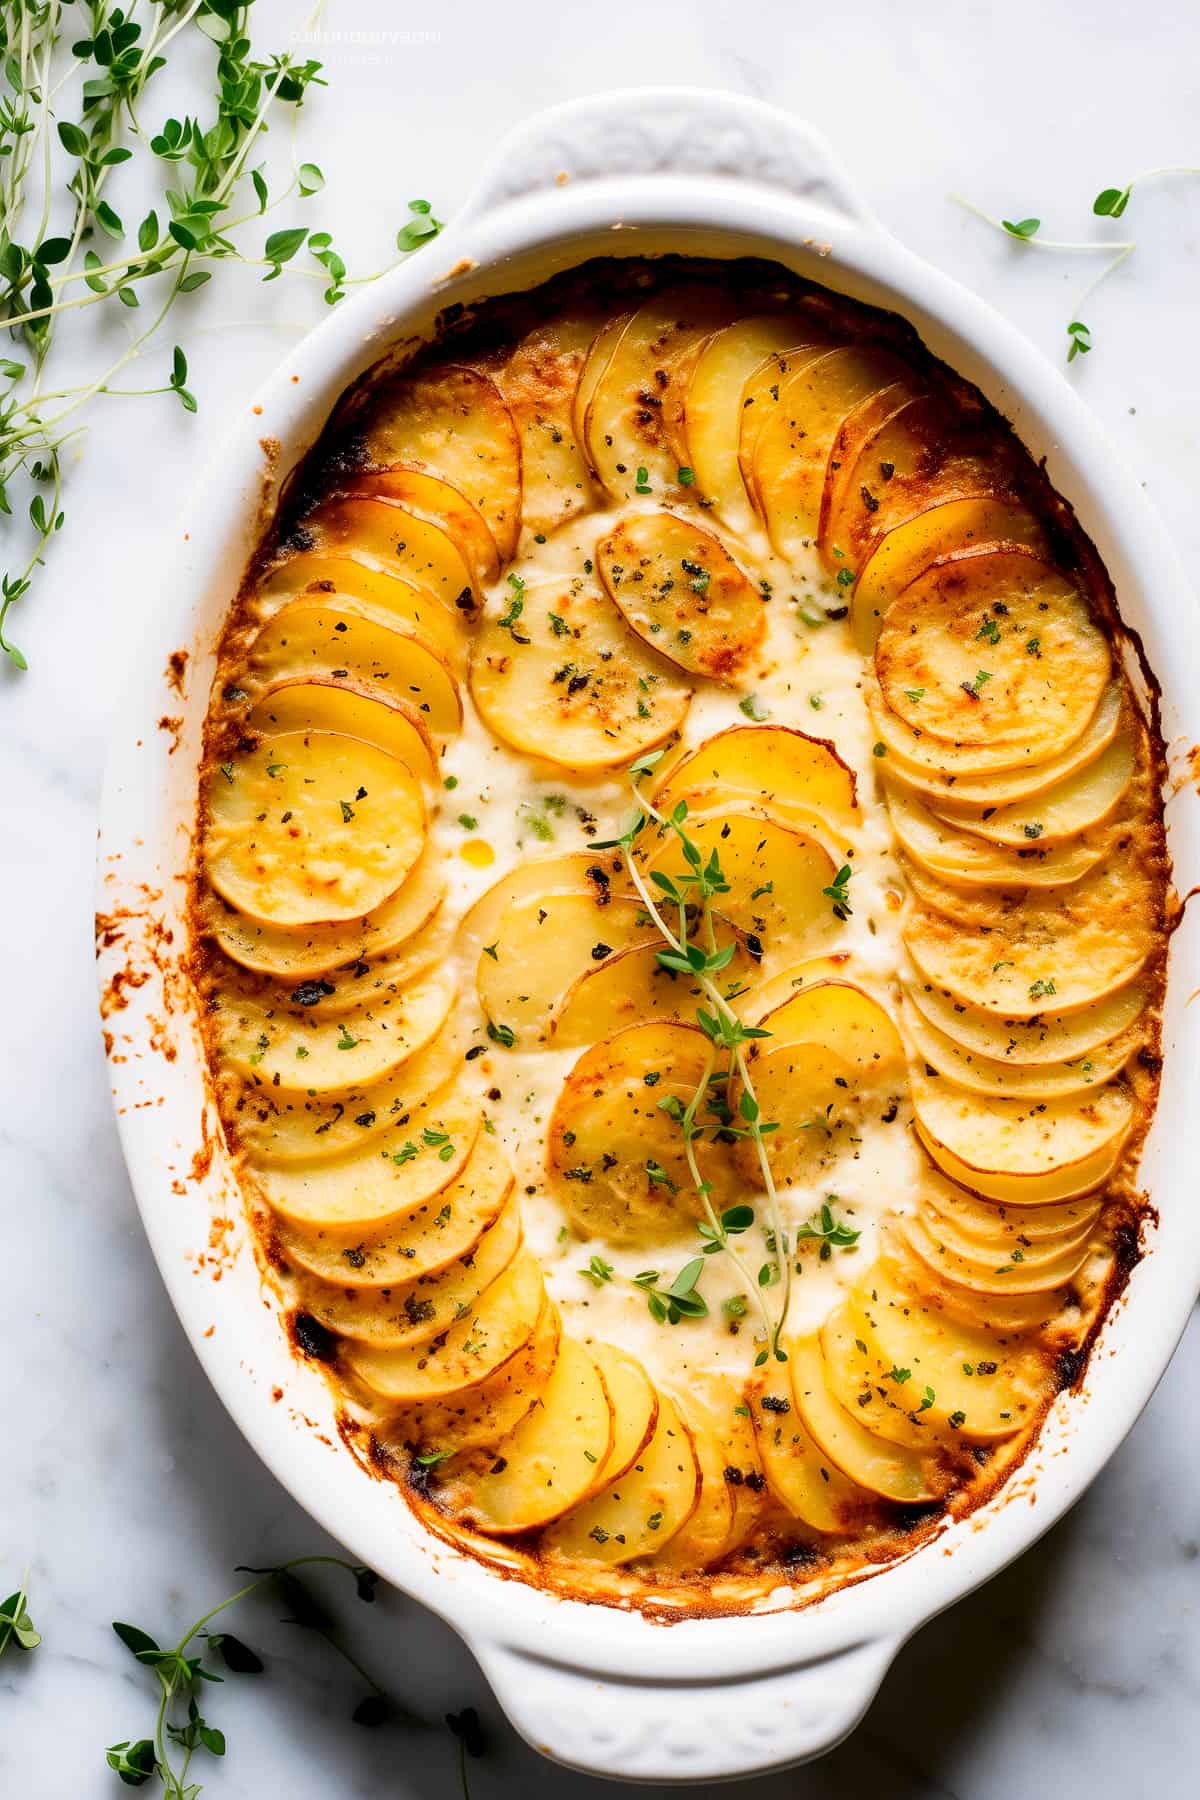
{"left": 3, "top": 1, "right": 1198, "bottom": 1795}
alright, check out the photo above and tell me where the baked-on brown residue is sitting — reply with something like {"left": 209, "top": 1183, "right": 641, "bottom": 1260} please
{"left": 165, "top": 649, "right": 188, "bottom": 694}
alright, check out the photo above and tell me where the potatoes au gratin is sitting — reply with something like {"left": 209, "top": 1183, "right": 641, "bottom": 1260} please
{"left": 192, "top": 259, "right": 1170, "bottom": 1613}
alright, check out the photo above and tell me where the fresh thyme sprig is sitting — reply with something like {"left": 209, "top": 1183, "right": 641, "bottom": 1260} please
{"left": 0, "top": 1, "right": 444, "bottom": 672}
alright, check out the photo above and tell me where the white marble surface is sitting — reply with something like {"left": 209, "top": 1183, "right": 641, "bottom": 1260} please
{"left": 3, "top": 0, "right": 1199, "bottom": 1793}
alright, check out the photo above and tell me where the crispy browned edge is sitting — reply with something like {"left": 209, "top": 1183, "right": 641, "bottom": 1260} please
{"left": 183, "top": 255, "right": 1175, "bottom": 1619}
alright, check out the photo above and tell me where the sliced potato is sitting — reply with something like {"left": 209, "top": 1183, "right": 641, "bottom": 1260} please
{"left": 820, "top": 1306, "right": 949, "bottom": 1451}
{"left": 596, "top": 511, "right": 765, "bottom": 681}
{"left": 751, "top": 346, "right": 913, "bottom": 559}
{"left": 494, "top": 309, "right": 604, "bottom": 540}
{"left": 344, "top": 1248, "right": 544, "bottom": 1403}
{"left": 910, "top": 1070, "right": 1133, "bottom": 1205}
{"left": 205, "top": 730, "right": 426, "bottom": 927}
{"left": 275, "top": 1133, "right": 512, "bottom": 1286}
{"left": 586, "top": 1343, "right": 659, "bottom": 1490}
{"left": 851, "top": 495, "right": 1046, "bottom": 653}
{"left": 299, "top": 494, "right": 478, "bottom": 617}
{"left": 258, "top": 551, "right": 466, "bottom": 668}
{"left": 689, "top": 1372, "right": 767, "bottom": 1550}
{"left": 339, "top": 467, "right": 499, "bottom": 588}
{"left": 457, "top": 848, "right": 633, "bottom": 964}
{"left": 540, "top": 1390, "right": 700, "bottom": 1564}
{"left": 900, "top": 1214, "right": 1090, "bottom": 1296}
{"left": 738, "top": 343, "right": 837, "bottom": 502}
{"left": 904, "top": 971, "right": 1150, "bottom": 1067}
{"left": 876, "top": 549, "right": 1110, "bottom": 754}
{"left": 654, "top": 725, "right": 858, "bottom": 835}
{"left": 886, "top": 782, "right": 1111, "bottom": 889}
{"left": 652, "top": 1408, "right": 736, "bottom": 1568}
{"left": 392, "top": 1297, "right": 560, "bottom": 1456}
{"left": 246, "top": 595, "right": 462, "bottom": 736}
{"left": 549, "top": 932, "right": 756, "bottom": 1048}
{"left": 876, "top": 1225, "right": 1068, "bottom": 1336}
{"left": 817, "top": 377, "right": 920, "bottom": 566}
{"left": 443, "top": 1338, "right": 614, "bottom": 1534}
{"left": 751, "top": 979, "right": 905, "bottom": 1082}
{"left": 215, "top": 966, "right": 453, "bottom": 1093}
{"left": 469, "top": 574, "right": 691, "bottom": 770}
{"left": 749, "top": 1365, "right": 864, "bottom": 1532}
{"left": 244, "top": 677, "right": 438, "bottom": 786}
{"left": 929, "top": 717, "right": 1135, "bottom": 847}
{"left": 901, "top": 994, "right": 1139, "bottom": 1099}
{"left": 920, "top": 1178, "right": 1101, "bottom": 1250}
{"left": 573, "top": 311, "right": 632, "bottom": 466}
{"left": 790, "top": 1334, "right": 948, "bottom": 1503}
{"left": 547, "top": 1021, "right": 738, "bottom": 1243}
{"left": 245, "top": 923, "right": 449, "bottom": 1018}
{"left": 257, "top": 1093, "right": 482, "bottom": 1229}
{"left": 848, "top": 1269, "right": 1051, "bottom": 1439}
{"left": 292, "top": 1194, "right": 522, "bottom": 1346}
{"left": 203, "top": 842, "right": 445, "bottom": 980}
{"left": 476, "top": 891, "right": 652, "bottom": 1043}
{"left": 358, "top": 364, "right": 521, "bottom": 561}
{"left": 741, "top": 953, "right": 862, "bottom": 1023}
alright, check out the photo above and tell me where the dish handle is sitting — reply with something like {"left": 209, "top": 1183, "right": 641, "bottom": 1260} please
{"left": 457, "top": 86, "right": 875, "bottom": 230}
{"left": 470, "top": 1632, "right": 902, "bottom": 1782}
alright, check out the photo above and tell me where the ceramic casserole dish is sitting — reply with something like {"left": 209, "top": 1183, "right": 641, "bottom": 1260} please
{"left": 97, "top": 87, "right": 1200, "bottom": 1782}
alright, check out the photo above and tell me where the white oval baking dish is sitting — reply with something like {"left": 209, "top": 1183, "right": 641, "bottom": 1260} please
{"left": 97, "top": 87, "right": 1200, "bottom": 1783}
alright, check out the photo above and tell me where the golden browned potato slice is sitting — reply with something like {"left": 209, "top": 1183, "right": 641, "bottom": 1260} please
{"left": 900, "top": 995, "right": 1139, "bottom": 1100}
{"left": 751, "top": 346, "right": 913, "bottom": 560}
{"left": 586, "top": 1343, "right": 658, "bottom": 1489}
{"left": 258, "top": 551, "right": 466, "bottom": 668}
{"left": 476, "top": 891, "right": 653, "bottom": 1044}
{"left": 851, "top": 496, "right": 1046, "bottom": 653}
{"left": 442, "top": 1338, "right": 615, "bottom": 1535}
{"left": 876, "top": 547, "right": 1110, "bottom": 753}
{"left": 547, "top": 1021, "right": 739, "bottom": 1243}
{"left": 257, "top": 1093, "right": 482, "bottom": 1230}
{"left": 573, "top": 311, "right": 632, "bottom": 466}
{"left": 900, "top": 1214, "right": 1091, "bottom": 1296}
{"left": 928, "top": 718, "right": 1135, "bottom": 847}
{"left": 748, "top": 1365, "right": 865, "bottom": 1532}
{"left": 345, "top": 1248, "right": 544, "bottom": 1403}
{"left": 741, "top": 953, "right": 864, "bottom": 1022}
{"left": 457, "top": 848, "right": 632, "bottom": 965}
{"left": 790, "top": 1335, "right": 949, "bottom": 1503}
{"left": 244, "top": 678, "right": 438, "bottom": 786}
{"left": 549, "top": 931, "right": 756, "bottom": 1048}
{"left": 246, "top": 595, "right": 462, "bottom": 736}
{"left": 214, "top": 966, "right": 453, "bottom": 1093}
{"left": 751, "top": 979, "right": 905, "bottom": 1081}
{"left": 494, "top": 309, "right": 604, "bottom": 540}
{"left": 596, "top": 511, "right": 765, "bottom": 682}
{"left": 469, "top": 574, "right": 691, "bottom": 770}
{"left": 292, "top": 1194, "right": 522, "bottom": 1347}
{"left": 643, "top": 810, "right": 839, "bottom": 974}
{"left": 820, "top": 1306, "right": 949, "bottom": 1450}
{"left": 651, "top": 1406, "right": 736, "bottom": 1568}
{"left": 879, "top": 682, "right": 1124, "bottom": 808}
{"left": 684, "top": 315, "right": 833, "bottom": 531}
{"left": 541, "top": 1390, "right": 700, "bottom": 1564}
{"left": 885, "top": 782, "right": 1111, "bottom": 888}
{"left": 357, "top": 364, "right": 521, "bottom": 561}
{"left": 847, "top": 1269, "right": 1052, "bottom": 1439}
{"left": 876, "top": 1224, "right": 1068, "bottom": 1336}
{"left": 688, "top": 1372, "right": 767, "bottom": 1550}
{"left": 300, "top": 494, "right": 478, "bottom": 618}
{"left": 920, "top": 1179, "right": 1101, "bottom": 1251}
{"left": 654, "top": 725, "right": 859, "bottom": 835}
{"left": 737, "top": 343, "right": 835, "bottom": 502}
{"left": 275, "top": 1132, "right": 513, "bottom": 1286}
{"left": 339, "top": 467, "right": 499, "bottom": 588}
{"left": 818, "top": 378, "right": 921, "bottom": 566}
{"left": 202, "top": 842, "right": 445, "bottom": 981}
{"left": 904, "top": 970, "right": 1150, "bottom": 1067}
{"left": 392, "top": 1297, "right": 561, "bottom": 1457}
{"left": 910, "top": 1071, "right": 1133, "bottom": 1206}
{"left": 240, "top": 919, "right": 449, "bottom": 1019}
{"left": 205, "top": 730, "right": 426, "bottom": 927}
{"left": 584, "top": 288, "right": 734, "bottom": 499}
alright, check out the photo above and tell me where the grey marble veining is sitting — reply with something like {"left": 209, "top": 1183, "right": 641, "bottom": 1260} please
{"left": 3, "top": 0, "right": 1199, "bottom": 1793}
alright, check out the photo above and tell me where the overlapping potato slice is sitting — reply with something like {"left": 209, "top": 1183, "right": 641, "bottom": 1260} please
{"left": 391, "top": 1297, "right": 561, "bottom": 1456}
{"left": 243, "top": 678, "right": 438, "bottom": 786}
{"left": 886, "top": 782, "right": 1111, "bottom": 888}
{"left": 654, "top": 724, "right": 859, "bottom": 836}
{"left": 790, "top": 1335, "right": 949, "bottom": 1503}
{"left": 344, "top": 1247, "right": 544, "bottom": 1403}
{"left": 547, "top": 1021, "right": 738, "bottom": 1243}
{"left": 338, "top": 468, "right": 499, "bottom": 588}
{"left": 493, "top": 309, "right": 603, "bottom": 539}
{"left": 256, "top": 1091, "right": 482, "bottom": 1229}
{"left": 298, "top": 495, "right": 478, "bottom": 617}
{"left": 246, "top": 595, "right": 462, "bottom": 736}
{"left": 643, "top": 810, "right": 839, "bottom": 973}
{"left": 549, "top": 930, "right": 756, "bottom": 1047}
{"left": 689, "top": 1371, "right": 767, "bottom": 1550}
{"left": 651, "top": 1406, "right": 736, "bottom": 1568}
{"left": 876, "top": 1224, "right": 1068, "bottom": 1335}
{"left": 458, "top": 846, "right": 632, "bottom": 961}
{"left": 928, "top": 720, "right": 1135, "bottom": 849}
{"left": 751, "top": 346, "right": 913, "bottom": 560}
{"left": 573, "top": 311, "right": 632, "bottom": 463}
{"left": 737, "top": 343, "right": 837, "bottom": 501}
{"left": 440, "top": 1338, "right": 614, "bottom": 1534}
{"left": 818, "top": 377, "right": 922, "bottom": 563}
{"left": 275, "top": 1133, "right": 512, "bottom": 1286}
{"left": 292, "top": 1193, "right": 522, "bottom": 1346}
{"left": 215, "top": 965, "right": 453, "bottom": 1092}
{"left": 596, "top": 511, "right": 765, "bottom": 681}
{"left": 258, "top": 551, "right": 466, "bottom": 667}
{"left": 587, "top": 1343, "right": 658, "bottom": 1488}
{"left": 683, "top": 314, "right": 832, "bottom": 530}
{"left": 847, "top": 1269, "right": 1052, "bottom": 1439}
{"left": 541, "top": 1390, "right": 700, "bottom": 1564}
{"left": 901, "top": 994, "right": 1139, "bottom": 1099}
{"left": 910, "top": 1071, "right": 1134, "bottom": 1205}
{"left": 820, "top": 1306, "right": 948, "bottom": 1450}
{"left": 851, "top": 496, "right": 1046, "bottom": 653}
{"left": 904, "top": 972, "right": 1150, "bottom": 1067}
{"left": 920, "top": 1173, "right": 1101, "bottom": 1247}
{"left": 584, "top": 288, "right": 733, "bottom": 499}
{"left": 357, "top": 364, "right": 521, "bottom": 560}
{"left": 204, "top": 843, "right": 445, "bottom": 980}
{"left": 877, "top": 548, "right": 1110, "bottom": 754}
{"left": 205, "top": 730, "right": 426, "bottom": 927}
{"left": 899, "top": 1214, "right": 1091, "bottom": 1296}
{"left": 476, "top": 891, "right": 653, "bottom": 1043}
{"left": 469, "top": 574, "right": 691, "bottom": 770}
{"left": 749, "top": 1364, "right": 865, "bottom": 1531}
